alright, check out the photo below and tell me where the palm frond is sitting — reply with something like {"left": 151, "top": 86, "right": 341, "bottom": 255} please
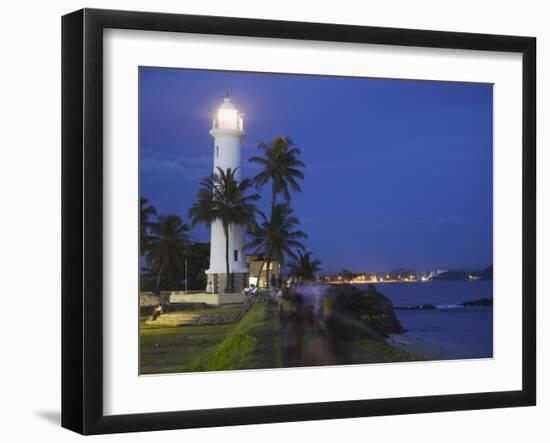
{"left": 250, "top": 135, "right": 305, "bottom": 206}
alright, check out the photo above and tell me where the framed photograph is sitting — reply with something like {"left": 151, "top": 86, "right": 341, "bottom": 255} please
{"left": 62, "top": 8, "right": 536, "bottom": 435}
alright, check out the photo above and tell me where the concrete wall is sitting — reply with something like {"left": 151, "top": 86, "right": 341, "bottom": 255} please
{"left": 170, "top": 291, "right": 244, "bottom": 305}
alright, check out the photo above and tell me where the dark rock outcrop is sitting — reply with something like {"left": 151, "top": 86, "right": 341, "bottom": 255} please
{"left": 460, "top": 298, "right": 493, "bottom": 307}
{"left": 328, "top": 284, "right": 404, "bottom": 336}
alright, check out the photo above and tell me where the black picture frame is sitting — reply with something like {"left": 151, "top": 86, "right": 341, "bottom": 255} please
{"left": 62, "top": 8, "right": 536, "bottom": 435}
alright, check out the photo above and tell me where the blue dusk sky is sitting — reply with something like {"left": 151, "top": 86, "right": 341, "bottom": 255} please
{"left": 139, "top": 67, "right": 493, "bottom": 273}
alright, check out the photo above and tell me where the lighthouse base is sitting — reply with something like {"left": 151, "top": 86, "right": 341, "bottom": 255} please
{"left": 206, "top": 272, "right": 248, "bottom": 295}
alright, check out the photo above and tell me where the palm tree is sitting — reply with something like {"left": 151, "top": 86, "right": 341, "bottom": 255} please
{"left": 140, "top": 265, "right": 160, "bottom": 292}
{"left": 246, "top": 204, "right": 307, "bottom": 286}
{"left": 140, "top": 197, "right": 157, "bottom": 256}
{"left": 189, "top": 167, "right": 260, "bottom": 293}
{"left": 288, "top": 251, "right": 322, "bottom": 281}
{"left": 146, "top": 215, "right": 190, "bottom": 290}
{"left": 249, "top": 136, "right": 305, "bottom": 208}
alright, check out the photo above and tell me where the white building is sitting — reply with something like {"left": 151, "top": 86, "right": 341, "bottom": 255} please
{"left": 205, "top": 94, "right": 249, "bottom": 293}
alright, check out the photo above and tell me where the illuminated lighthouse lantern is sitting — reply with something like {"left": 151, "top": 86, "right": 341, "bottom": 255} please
{"left": 206, "top": 94, "right": 248, "bottom": 293}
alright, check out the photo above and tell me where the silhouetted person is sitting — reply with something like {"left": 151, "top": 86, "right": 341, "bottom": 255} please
{"left": 151, "top": 304, "right": 162, "bottom": 321}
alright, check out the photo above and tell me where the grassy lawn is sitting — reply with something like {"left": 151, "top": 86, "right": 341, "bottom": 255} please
{"left": 140, "top": 303, "right": 280, "bottom": 375}
{"left": 140, "top": 323, "right": 234, "bottom": 374}
{"left": 191, "top": 302, "right": 277, "bottom": 372}
{"left": 140, "top": 301, "right": 422, "bottom": 375}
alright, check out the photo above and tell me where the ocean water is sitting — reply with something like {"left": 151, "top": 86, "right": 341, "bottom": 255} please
{"left": 357, "top": 281, "right": 493, "bottom": 360}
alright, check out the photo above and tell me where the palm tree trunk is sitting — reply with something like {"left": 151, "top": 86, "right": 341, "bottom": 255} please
{"left": 271, "top": 182, "right": 276, "bottom": 209}
{"left": 223, "top": 223, "right": 231, "bottom": 293}
{"left": 256, "top": 259, "right": 267, "bottom": 286}
{"left": 268, "top": 182, "right": 277, "bottom": 290}
{"left": 156, "top": 264, "right": 163, "bottom": 293}
{"left": 265, "top": 257, "right": 271, "bottom": 288}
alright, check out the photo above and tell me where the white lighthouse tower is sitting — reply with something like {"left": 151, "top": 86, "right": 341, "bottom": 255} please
{"left": 205, "top": 94, "right": 249, "bottom": 293}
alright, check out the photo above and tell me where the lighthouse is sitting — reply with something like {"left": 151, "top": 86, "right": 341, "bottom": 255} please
{"left": 205, "top": 94, "right": 249, "bottom": 294}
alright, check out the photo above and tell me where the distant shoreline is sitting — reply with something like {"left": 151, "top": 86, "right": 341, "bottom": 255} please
{"left": 395, "top": 297, "right": 493, "bottom": 311}
{"left": 324, "top": 279, "right": 492, "bottom": 285}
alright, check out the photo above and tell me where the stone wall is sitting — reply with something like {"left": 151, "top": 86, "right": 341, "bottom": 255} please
{"left": 139, "top": 291, "right": 160, "bottom": 307}
{"left": 207, "top": 272, "right": 248, "bottom": 294}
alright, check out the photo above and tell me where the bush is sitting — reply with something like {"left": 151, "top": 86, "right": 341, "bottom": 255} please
{"left": 360, "top": 313, "right": 393, "bottom": 337}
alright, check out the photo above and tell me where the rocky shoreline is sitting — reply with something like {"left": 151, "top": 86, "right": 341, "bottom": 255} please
{"left": 386, "top": 333, "right": 448, "bottom": 360}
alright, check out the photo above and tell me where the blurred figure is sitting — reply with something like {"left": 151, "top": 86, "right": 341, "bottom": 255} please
{"left": 282, "top": 292, "right": 305, "bottom": 365}
{"left": 287, "top": 276, "right": 294, "bottom": 288}
{"left": 276, "top": 287, "right": 284, "bottom": 312}
{"left": 322, "top": 295, "right": 335, "bottom": 334}
{"left": 243, "top": 284, "right": 258, "bottom": 309}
